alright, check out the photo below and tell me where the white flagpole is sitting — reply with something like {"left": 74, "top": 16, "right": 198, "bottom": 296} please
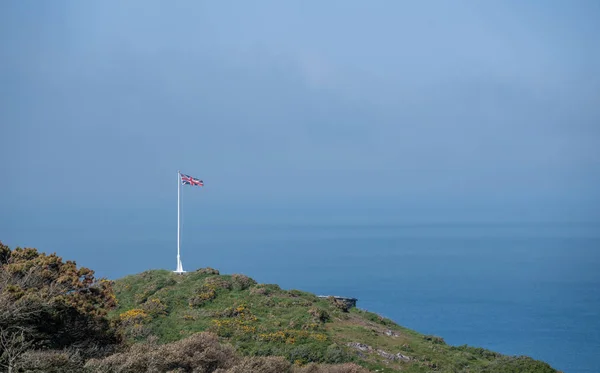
{"left": 175, "top": 170, "right": 185, "bottom": 273}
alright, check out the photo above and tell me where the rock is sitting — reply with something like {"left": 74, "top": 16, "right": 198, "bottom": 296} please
{"left": 347, "top": 342, "right": 372, "bottom": 352}
{"left": 376, "top": 349, "right": 411, "bottom": 362}
{"left": 318, "top": 296, "right": 357, "bottom": 311}
{"left": 349, "top": 343, "right": 411, "bottom": 362}
{"left": 376, "top": 349, "right": 395, "bottom": 360}
{"left": 395, "top": 352, "right": 411, "bottom": 362}
{"left": 385, "top": 329, "right": 399, "bottom": 337}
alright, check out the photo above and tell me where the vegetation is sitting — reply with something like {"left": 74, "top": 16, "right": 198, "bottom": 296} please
{"left": 86, "top": 332, "right": 369, "bottom": 373}
{"left": 0, "top": 242, "right": 559, "bottom": 372}
{"left": 0, "top": 242, "right": 119, "bottom": 372}
{"left": 113, "top": 268, "right": 559, "bottom": 373}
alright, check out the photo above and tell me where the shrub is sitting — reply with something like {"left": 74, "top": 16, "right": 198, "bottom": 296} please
{"left": 0, "top": 244, "right": 119, "bottom": 352}
{"left": 219, "top": 304, "right": 255, "bottom": 319}
{"left": 205, "top": 276, "right": 232, "bottom": 290}
{"left": 327, "top": 297, "right": 352, "bottom": 313}
{"left": 250, "top": 284, "right": 283, "bottom": 297}
{"left": 324, "top": 344, "right": 352, "bottom": 364}
{"left": 189, "top": 288, "right": 217, "bottom": 307}
{"left": 85, "top": 332, "right": 238, "bottom": 373}
{"left": 288, "top": 344, "right": 325, "bottom": 364}
{"left": 292, "top": 363, "right": 369, "bottom": 373}
{"left": 289, "top": 290, "right": 308, "bottom": 298}
{"left": 197, "top": 267, "right": 220, "bottom": 275}
{"left": 250, "top": 286, "right": 269, "bottom": 296}
{"left": 223, "top": 356, "right": 292, "bottom": 373}
{"left": 141, "top": 297, "right": 168, "bottom": 316}
{"left": 231, "top": 274, "right": 257, "bottom": 291}
{"left": 119, "top": 309, "right": 150, "bottom": 327}
{"left": 308, "top": 308, "right": 330, "bottom": 323}
{"left": 17, "top": 350, "right": 85, "bottom": 373}
{"left": 189, "top": 276, "right": 232, "bottom": 307}
{"left": 423, "top": 335, "right": 446, "bottom": 344}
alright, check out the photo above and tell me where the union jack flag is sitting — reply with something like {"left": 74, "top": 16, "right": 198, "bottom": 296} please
{"left": 180, "top": 173, "right": 204, "bottom": 186}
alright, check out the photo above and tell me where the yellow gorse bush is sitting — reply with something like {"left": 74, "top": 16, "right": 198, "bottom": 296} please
{"left": 119, "top": 308, "right": 150, "bottom": 325}
{"left": 209, "top": 303, "right": 328, "bottom": 344}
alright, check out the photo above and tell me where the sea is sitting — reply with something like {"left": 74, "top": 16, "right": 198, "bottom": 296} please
{"left": 3, "top": 217, "right": 599, "bottom": 372}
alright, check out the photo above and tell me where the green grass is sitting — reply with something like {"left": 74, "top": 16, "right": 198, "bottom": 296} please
{"left": 113, "top": 269, "right": 558, "bottom": 373}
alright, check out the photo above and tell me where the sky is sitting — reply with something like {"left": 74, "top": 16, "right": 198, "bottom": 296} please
{"left": 1, "top": 0, "right": 599, "bottom": 231}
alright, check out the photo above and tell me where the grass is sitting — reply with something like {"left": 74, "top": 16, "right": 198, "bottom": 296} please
{"left": 112, "top": 268, "right": 558, "bottom": 373}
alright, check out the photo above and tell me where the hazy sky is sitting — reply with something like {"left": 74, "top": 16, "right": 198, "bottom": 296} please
{"left": 1, "top": 1, "right": 599, "bottom": 225}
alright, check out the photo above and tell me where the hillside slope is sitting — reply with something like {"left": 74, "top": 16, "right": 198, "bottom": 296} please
{"left": 113, "top": 269, "right": 557, "bottom": 373}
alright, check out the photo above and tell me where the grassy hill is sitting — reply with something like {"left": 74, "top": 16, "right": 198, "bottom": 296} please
{"left": 113, "top": 268, "right": 558, "bottom": 373}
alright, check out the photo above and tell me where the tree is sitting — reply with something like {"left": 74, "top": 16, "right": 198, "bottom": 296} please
{"left": 0, "top": 241, "right": 119, "bottom": 367}
{"left": 0, "top": 326, "right": 33, "bottom": 373}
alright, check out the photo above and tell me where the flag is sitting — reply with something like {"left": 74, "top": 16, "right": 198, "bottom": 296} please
{"left": 180, "top": 173, "right": 204, "bottom": 186}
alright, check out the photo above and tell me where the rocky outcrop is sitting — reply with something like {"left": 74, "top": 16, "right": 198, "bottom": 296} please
{"left": 385, "top": 329, "right": 400, "bottom": 337}
{"left": 317, "top": 295, "right": 357, "bottom": 310}
{"left": 347, "top": 342, "right": 411, "bottom": 362}
{"left": 376, "top": 349, "right": 411, "bottom": 362}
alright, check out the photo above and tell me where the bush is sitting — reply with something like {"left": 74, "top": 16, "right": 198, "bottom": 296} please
{"left": 222, "top": 356, "right": 291, "bottom": 373}
{"left": 292, "top": 363, "right": 369, "bottom": 373}
{"left": 17, "top": 350, "right": 85, "bottom": 373}
{"left": 423, "top": 335, "right": 446, "bottom": 344}
{"left": 288, "top": 344, "right": 325, "bottom": 364}
{"left": 205, "top": 276, "right": 232, "bottom": 290}
{"left": 250, "top": 283, "right": 281, "bottom": 296}
{"left": 85, "top": 332, "right": 363, "bottom": 373}
{"left": 308, "top": 308, "right": 330, "bottom": 323}
{"left": 250, "top": 286, "right": 269, "bottom": 296}
{"left": 289, "top": 290, "right": 308, "bottom": 298}
{"left": 119, "top": 309, "right": 150, "bottom": 327}
{"left": 141, "top": 297, "right": 168, "bottom": 316}
{"left": 189, "top": 276, "right": 232, "bottom": 307}
{"left": 231, "top": 274, "right": 257, "bottom": 291}
{"left": 324, "top": 344, "right": 352, "bottom": 364}
{"left": 85, "top": 332, "right": 238, "bottom": 373}
{"left": 326, "top": 297, "right": 352, "bottom": 313}
{"left": 189, "top": 289, "right": 217, "bottom": 307}
{"left": 0, "top": 244, "right": 119, "bottom": 352}
{"left": 197, "top": 267, "right": 220, "bottom": 275}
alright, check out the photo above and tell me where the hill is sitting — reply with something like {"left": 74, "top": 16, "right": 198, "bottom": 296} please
{"left": 113, "top": 268, "right": 558, "bottom": 373}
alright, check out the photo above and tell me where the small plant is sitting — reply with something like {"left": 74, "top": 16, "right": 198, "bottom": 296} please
{"left": 182, "top": 313, "right": 196, "bottom": 321}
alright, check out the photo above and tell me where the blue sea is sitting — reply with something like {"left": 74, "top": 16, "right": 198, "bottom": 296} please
{"left": 3, "top": 218, "right": 599, "bottom": 372}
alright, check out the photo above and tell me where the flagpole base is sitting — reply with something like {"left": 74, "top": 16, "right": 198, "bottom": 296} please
{"left": 174, "top": 256, "right": 186, "bottom": 274}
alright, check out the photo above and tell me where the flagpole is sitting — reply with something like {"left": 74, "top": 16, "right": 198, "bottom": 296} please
{"left": 175, "top": 170, "right": 184, "bottom": 273}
